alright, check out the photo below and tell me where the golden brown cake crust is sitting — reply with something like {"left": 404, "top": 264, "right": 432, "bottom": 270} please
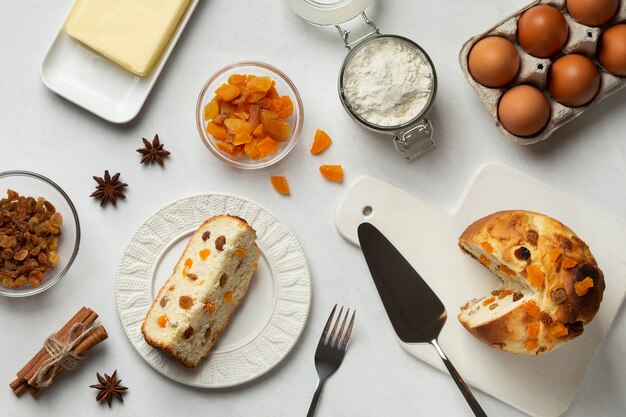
{"left": 141, "top": 214, "right": 257, "bottom": 368}
{"left": 458, "top": 210, "right": 605, "bottom": 354}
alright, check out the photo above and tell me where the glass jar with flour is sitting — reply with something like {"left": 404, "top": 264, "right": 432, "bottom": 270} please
{"left": 287, "top": 0, "right": 438, "bottom": 159}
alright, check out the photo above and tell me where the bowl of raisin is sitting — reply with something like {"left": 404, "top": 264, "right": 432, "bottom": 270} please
{"left": 0, "top": 171, "right": 80, "bottom": 297}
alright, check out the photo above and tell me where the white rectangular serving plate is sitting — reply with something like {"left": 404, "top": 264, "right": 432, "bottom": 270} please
{"left": 335, "top": 163, "right": 626, "bottom": 417}
{"left": 40, "top": 0, "right": 199, "bottom": 124}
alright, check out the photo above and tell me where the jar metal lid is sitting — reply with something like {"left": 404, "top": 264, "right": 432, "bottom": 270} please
{"left": 286, "top": 0, "right": 371, "bottom": 25}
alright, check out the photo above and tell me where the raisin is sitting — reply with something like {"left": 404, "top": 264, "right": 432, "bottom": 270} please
{"left": 512, "top": 291, "right": 524, "bottom": 302}
{"left": 540, "top": 311, "right": 553, "bottom": 325}
{"left": 183, "top": 326, "right": 194, "bottom": 339}
{"left": 551, "top": 288, "right": 567, "bottom": 304}
{"left": 565, "top": 321, "right": 584, "bottom": 337}
{"left": 219, "top": 274, "right": 228, "bottom": 287}
{"left": 489, "top": 303, "right": 499, "bottom": 310}
{"left": 202, "top": 231, "right": 211, "bottom": 241}
{"left": 179, "top": 295, "right": 193, "bottom": 310}
{"left": 160, "top": 296, "right": 168, "bottom": 307}
{"left": 526, "top": 230, "right": 538, "bottom": 245}
{"left": 215, "top": 236, "right": 226, "bottom": 251}
{"left": 514, "top": 246, "right": 531, "bottom": 260}
{"left": 187, "top": 273, "right": 198, "bottom": 281}
{"left": 204, "top": 327, "right": 212, "bottom": 339}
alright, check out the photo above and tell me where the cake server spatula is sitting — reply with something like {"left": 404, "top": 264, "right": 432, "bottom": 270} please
{"left": 357, "top": 222, "right": 487, "bottom": 417}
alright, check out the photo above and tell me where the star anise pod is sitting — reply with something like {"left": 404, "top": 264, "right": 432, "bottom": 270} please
{"left": 89, "top": 370, "right": 128, "bottom": 407}
{"left": 90, "top": 170, "right": 128, "bottom": 207}
{"left": 136, "top": 134, "right": 171, "bottom": 166}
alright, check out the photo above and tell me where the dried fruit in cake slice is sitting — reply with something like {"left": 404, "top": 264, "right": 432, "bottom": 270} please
{"left": 457, "top": 210, "right": 604, "bottom": 355}
{"left": 142, "top": 215, "right": 260, "bottom": 368}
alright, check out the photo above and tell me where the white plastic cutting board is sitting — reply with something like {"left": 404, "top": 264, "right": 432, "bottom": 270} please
{"left": 40, "top": 0, "right": 199, "bottom": 123}
{"left": 335, "top": 163, "right": 626, "bottom": 417}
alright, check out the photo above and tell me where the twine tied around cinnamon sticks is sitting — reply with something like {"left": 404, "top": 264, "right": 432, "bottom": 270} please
{"left": 10, "top": 307, "right": 108, "bottom": 397}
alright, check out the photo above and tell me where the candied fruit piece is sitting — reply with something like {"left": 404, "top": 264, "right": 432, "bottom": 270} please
{"left": 199, "top": 249, "right": 210, "bottom": 260}
{"left": 524, "top": 339, "right": 538, "bottom": 351}
{"left": 479, "top": 254, "right": 491, "bottom": 266}
{"left": 526, "top": 264, "right": 545, "bottom": 287}
{"left": 482, "top": 297, "right": 496, "bottom": 306}
{"left": 204, "top": 302, "right": 216, "bottom": 313}
{"left": 228, "top": 73, "right": 247, "bottom": 86}
{"left": 157, "top": 315, "right": 168, "bottom": 328}
{"left": 574, "top": 277, "right": 594, "bottom": 296}
{"left": 184, "top": 258, "right": 193, "bottom": 268}
{"left": 257, "top": 137, "right": 279, "bottom": 158}
{"left": 204, "top": 99, "right": 219, "bottom": 121}
{"left": 271, "top": 176, "right": 290, "bottom": 195}
{"left": 233, "top": 132, "right": 252, "bottom": 146}
{"left": 271, "top": 96, "right": 294, "bottom": 119}
{"left": 236, "top": 248, "right": 246, "bottom": 257}
{"left": 499, "top": 264, "right": 515, "bottom": 275}
{"left": 548, "top": 249, "right": 561, "bottom": 262}
{"left": 247, "top": 76, "right": 273, "bottom": 93}
{"left": 263, "top": 117, "right": 291, "bottom": 142}
{"left": 527, "top": 321, "right": 540, "bottom": 338}
{"left": 310, "top": 129, "right": 332, "bottom": 155}
{"left": 223, "top": 291, "right": 234, "bottom": 304}
{"left": 524, "top": 300, "right": 541, "bottom": 320}
{"left": 215, "top": 83, "right": 240, "bottom": 101}
{"left": 498, "top": 289, "right": 513, "bottom": 299}
{"left": 550, "top": 322, "right": 569, "bottom": 338}
{"left": 320, "top": 165, "right": 343, "bottom": 183}
{"left": 206, "top": 122, "right": 228, "bottom": 140}
{"left": 179, "top": 295, "right": 193, "bottom": 310}
{"left": 480, "top": 242, "right": 494, "bottom": 254}
{"left": 561, "top": 257, "right": 578, "bottom": 270}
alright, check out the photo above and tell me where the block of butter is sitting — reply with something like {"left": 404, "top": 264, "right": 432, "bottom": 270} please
{"left": 64, "top": 0, "right": 190, "bottom": 77}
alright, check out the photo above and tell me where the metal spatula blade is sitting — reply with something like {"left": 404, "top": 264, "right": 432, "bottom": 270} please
{"left": 357, "top": 222, "right": 487, "bottom": 417}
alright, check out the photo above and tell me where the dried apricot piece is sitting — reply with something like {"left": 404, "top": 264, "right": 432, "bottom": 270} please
{"left": 479, "top": 254, "right": 491, "bottom": 266}
{"left": 271, "top": 176, "right": 290, "bottom": 195}
{"left": 574, "top": 277, "right": 594, "bottom": 296}
{"left": 499, "top": 264, "right": 515, "bottom": 275}
{"left": 247, "top": 76, "right": 273, "bottom": 93}
{"left": 524, "top": 339, "right": 538, "bottom": 350}
{"left": 252, "top": 123, "right": 265, "bottom": 138}
{"left": 482, "top": 297, "right": 496, "bottom": 306}
{"left": 244, "top": 140, "right": 261, "bottom": 160}
{"left": 223, "top": 291, "right": 234, "bottom": 304}
{"left": 526, "top": 264, "right": 545, "bottom": 288}
{"left": 204, "top": 99, "right": 219, "bottom": 121}
{"left": 527, "top": 321, "right": 540, "bottom": 338}
{"left": 215, "top": 83, "right": 240, "bottom": 101}
{"left": 524, "top": 300, "right": 541, "bottom": 320}
{"left": 233, "top": 132, "right": 252, "bottom": 146}
{"left": 228, "top": 74, "right": 247, "bottom": 86}
{"left": 310, "top": 129, "right": 332, "bottom": 155}
{"left": 561, "top": 257, "right": 578, "bottom": 270}
{"left": 480, "top": 242, "right": 494, "bottom": 254}
{"left": 224, "top": 118, "right": 251, "bottom": 135}
{"left": 199, "top": 249, "right": 210, "bottom": 260}
{"left": 257, "top": 137, "right": 278, "bottom": 158}
{"left": 271, "top": 96, "right": 294, "bottom": 119}
{"left": 216, "top": 141, "right": 238, "bottom": 156}
{"left": 550, "top": 322, "right": 569, "bottom": 338}
{"left": 320, "top": 165, "right": 344, "bottom": 183}
{"left": 248, "top": 91, "right": 267, "bottom": 103}
{"left": 206, "top": 122, "right": 228, "bottom": 140}
{"left": 548, "top": 248, "right": 561, "bottom": 262}
{"left": 157, "top": 315, "right": 168, "bottom": 328}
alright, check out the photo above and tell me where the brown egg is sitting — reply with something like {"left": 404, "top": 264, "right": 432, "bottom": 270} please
{"left": 566, "top": 0, "right": 618, "bottom": 27}
{"left": 468, "top": 36, "right": 521, "bottom": 87}
{"left": 549, "top": 54, "right": 600, "bottom": 107}
{"left": 517, "top": 5, "right": 569, "bottom": 58}
{"left": 498, "top": 85, "right": 551, "bottom": 137}
{"left": 599, "top": 24, "right": 626, "bottom": 77}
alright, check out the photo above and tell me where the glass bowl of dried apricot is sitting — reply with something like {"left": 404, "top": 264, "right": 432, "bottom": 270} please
{"left": 0, "top": 171, "right": 80, "bottom": 297}
{"left": 196, "top": 62, "right": 304, "bottom": 169}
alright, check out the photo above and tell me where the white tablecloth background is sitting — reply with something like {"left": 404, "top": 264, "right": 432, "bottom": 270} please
{"left": 1, "top": 1, "right": 624, "bottom": 416}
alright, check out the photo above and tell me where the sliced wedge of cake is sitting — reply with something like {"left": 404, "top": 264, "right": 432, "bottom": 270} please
{"left": 458, "top": 210, "right": 604, "bottom": 355}
{"left": 142, "top": 215, "right": 260, "bottom": 368}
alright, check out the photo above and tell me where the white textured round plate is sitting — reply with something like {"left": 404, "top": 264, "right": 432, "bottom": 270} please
{"left": 116, "top": 194, "right": 311, "bottom": 388}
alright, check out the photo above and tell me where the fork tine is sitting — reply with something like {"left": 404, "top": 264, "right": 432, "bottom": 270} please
{"left": 339, "top": 311, "right": 356, "bottom": 350}
{"left": 320, "top": 304, "right": 337, "bottom": 343}
{"left": 329, "top": 306, "right": 344, "bottom": 346}
{"left": 334, "top": 308, "right": 349, "bottom": 348}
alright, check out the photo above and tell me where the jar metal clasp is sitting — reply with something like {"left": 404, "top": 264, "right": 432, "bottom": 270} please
{"left": 393, "top": 119, "right": 435, "bottom": 160}
{"left": 335, "top": 12, "right": 379, "bottom": 50}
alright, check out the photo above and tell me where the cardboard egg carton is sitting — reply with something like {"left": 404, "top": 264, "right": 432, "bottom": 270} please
{"left": 459, "top": 0, "right": 626, "bottom": 145}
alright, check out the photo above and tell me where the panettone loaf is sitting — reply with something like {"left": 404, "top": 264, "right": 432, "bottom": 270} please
{"left": 458, "top": 210, "right": 604, "bottom": 355}
{"left": 142, "top": 215, "right": 260, "bottom": 368}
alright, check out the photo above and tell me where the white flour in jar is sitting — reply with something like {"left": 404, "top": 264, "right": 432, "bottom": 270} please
{"left": 343, "top": 38, "right": 434, "bottom": 127}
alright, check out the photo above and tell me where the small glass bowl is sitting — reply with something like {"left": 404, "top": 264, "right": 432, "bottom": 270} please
{"left": 196, "top": 61, "right": 304, "bottom": 169}
{"left": 0, "top": 171, "right": 80, "bottom": 297}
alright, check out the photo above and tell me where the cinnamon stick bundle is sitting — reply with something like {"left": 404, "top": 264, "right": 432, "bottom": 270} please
{"left": 10, "top": 306, "right": 108, "bottom": 397}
